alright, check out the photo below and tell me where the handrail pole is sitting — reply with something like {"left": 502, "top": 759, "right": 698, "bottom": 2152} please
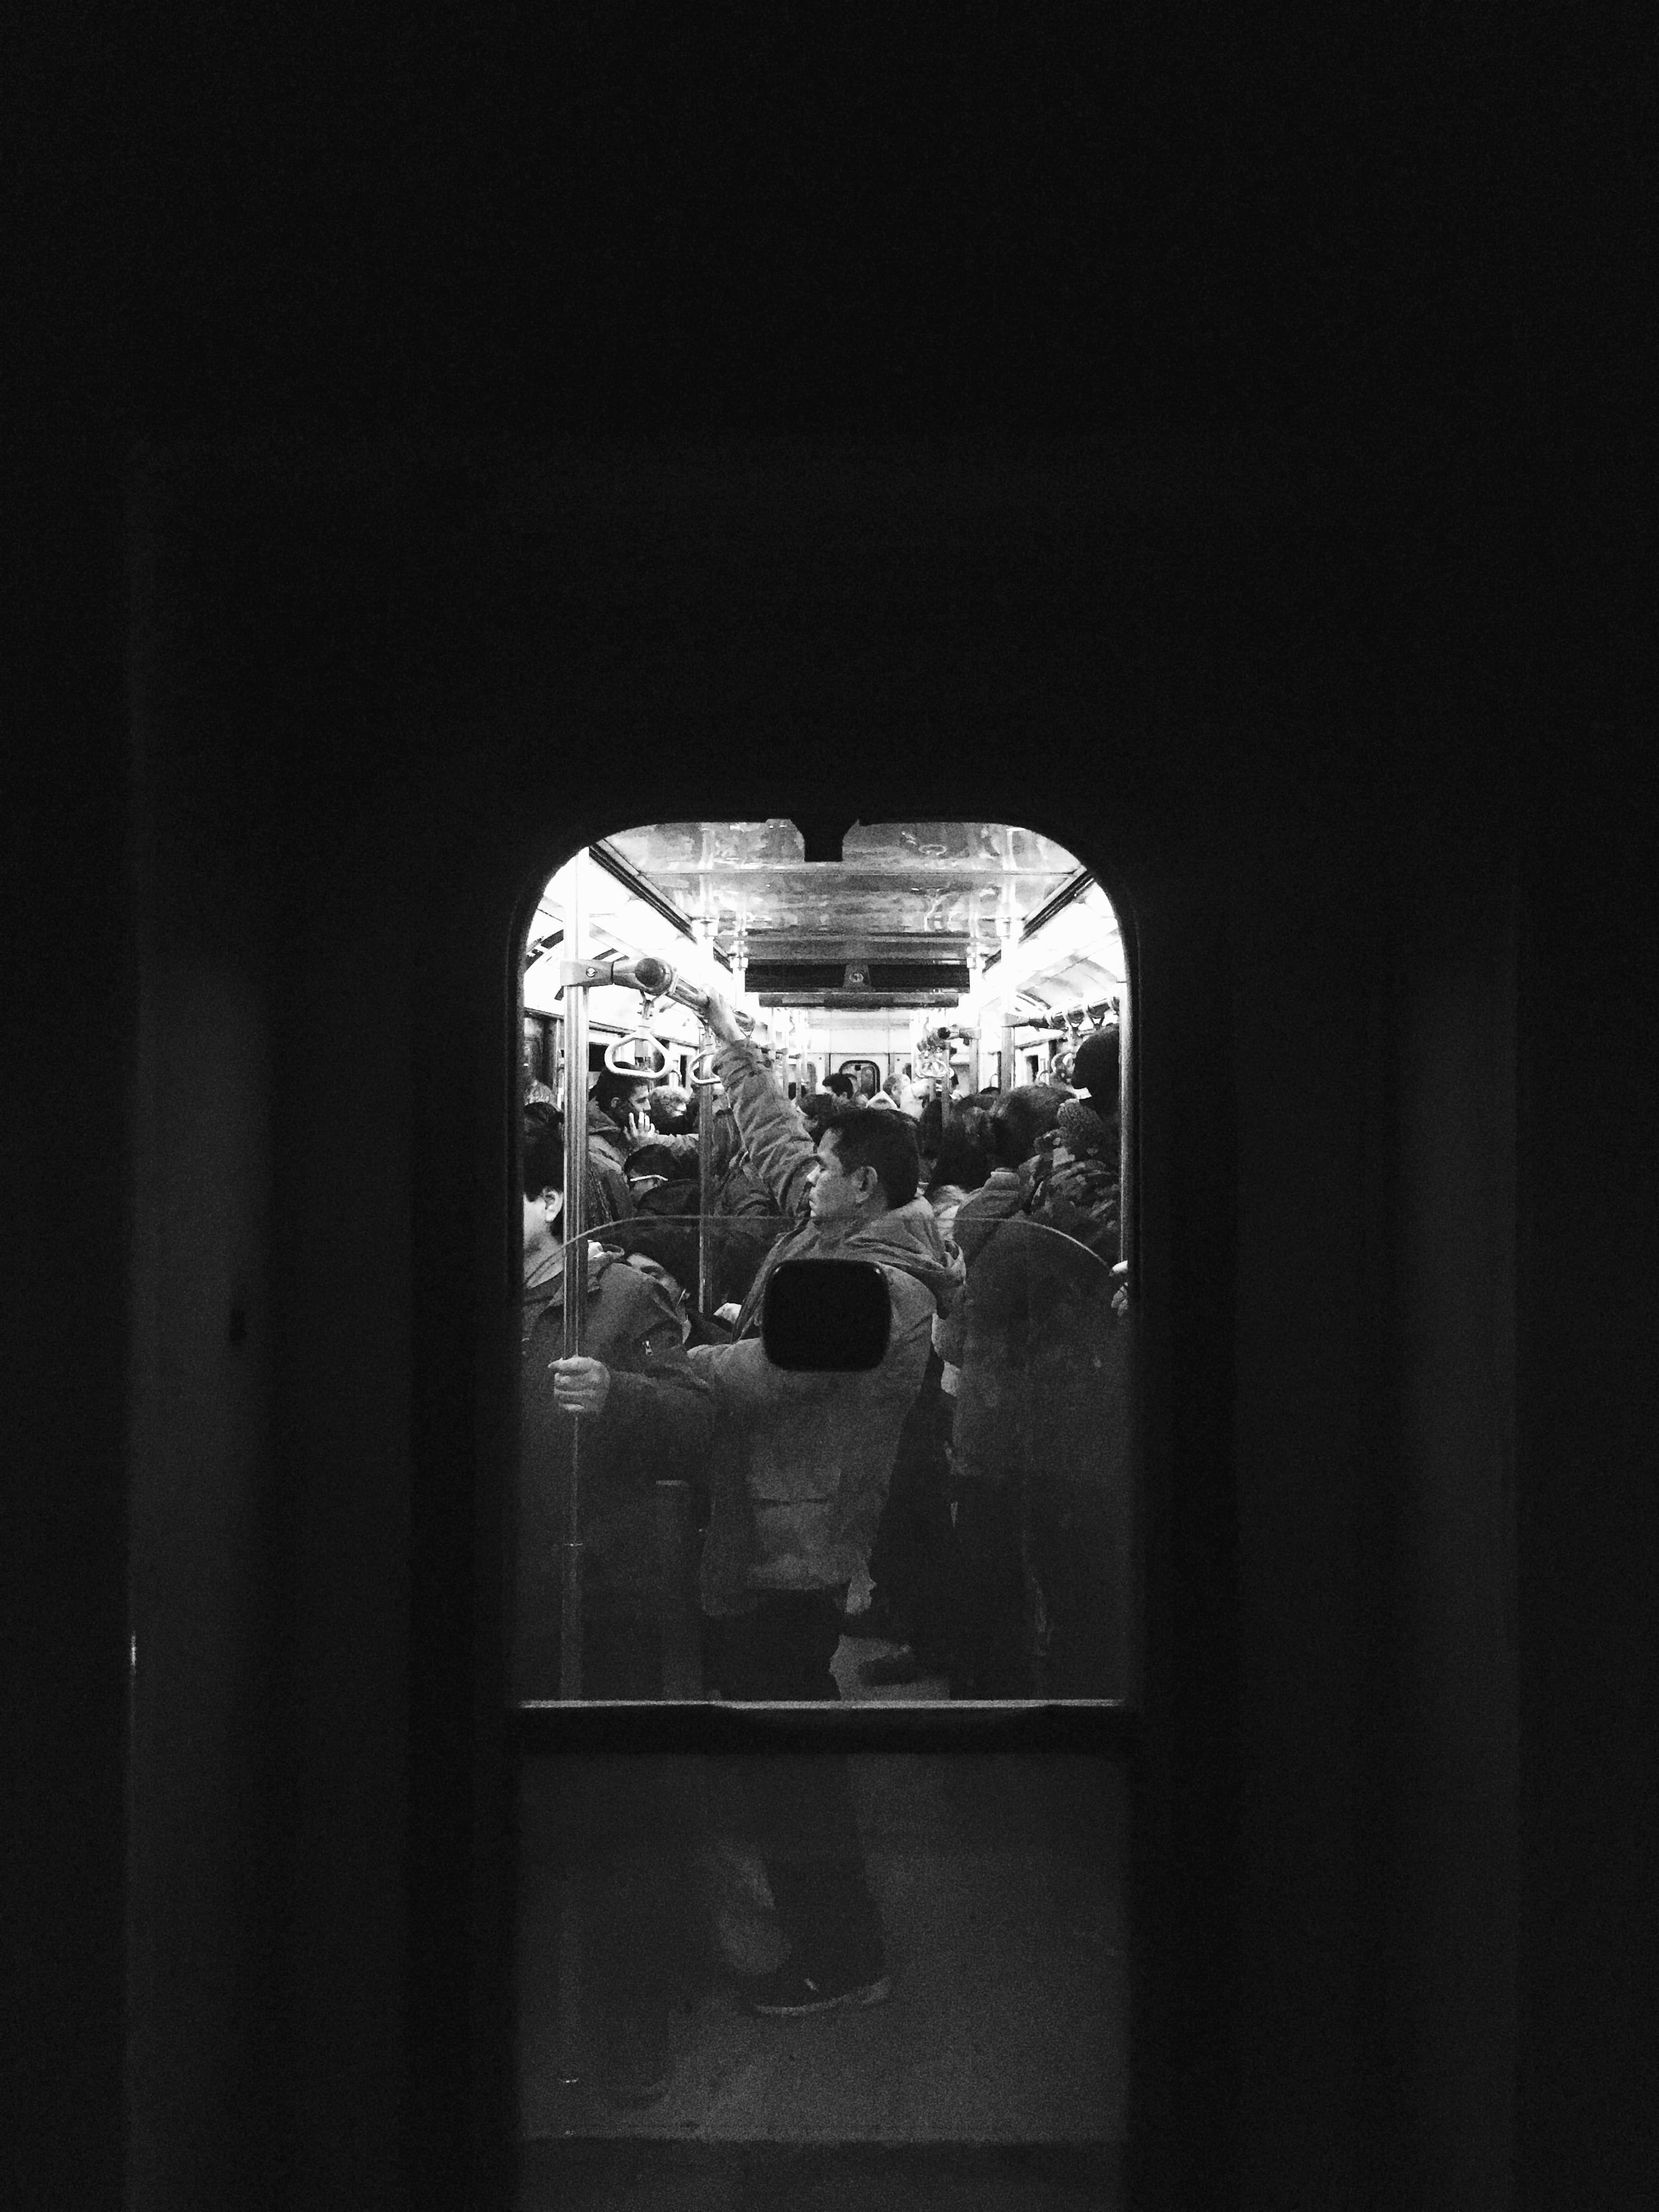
{"left": 697, "top": 1025, "right": 716, "bottom": 1317}
{"left": 558, "top": 856, "right": 589, "bottom": 1703}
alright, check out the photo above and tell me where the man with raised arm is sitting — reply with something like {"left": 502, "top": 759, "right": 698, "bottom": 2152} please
{"left": 685, "top": 988, "right": 964, "bottom": 2017}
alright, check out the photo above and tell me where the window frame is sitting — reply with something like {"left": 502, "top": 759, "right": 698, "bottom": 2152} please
{"left": 493, "top": 819, "right": 1149, "bottom": 2192}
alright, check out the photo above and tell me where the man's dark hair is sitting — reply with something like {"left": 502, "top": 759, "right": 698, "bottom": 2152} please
{"left": 822, "top": 1071, "right": 857, "bottom": 1099}
{"left": 928, "top": 1112, "right": 995, "bottom": 1195}
{"left": 615, "top": 1216, "right": 697, "bottom": 1293}
{"left": 822, "top": 1101, "right": 921, "bottom": 1210}
{"left": 592, "top": 1068, "right": 653, "bottom": 1123}
{"left": 990, "top": 1084, "right": 1065, "bottom": 1169}
{"left": 523, "top": 1103, "right": 564, "bottom": 1197}
{"left": 625, "top": 1141, "right": 683, "bottom": 1182}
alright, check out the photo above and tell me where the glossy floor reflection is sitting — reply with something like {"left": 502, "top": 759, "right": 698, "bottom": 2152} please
{"left": 517, "top": 1732, "right": 1127, "bottom": 2147}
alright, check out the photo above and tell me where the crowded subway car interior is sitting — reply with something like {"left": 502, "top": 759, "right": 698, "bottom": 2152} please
{"left": 511, "top": 821, "right": 1135, "bottom": 2192}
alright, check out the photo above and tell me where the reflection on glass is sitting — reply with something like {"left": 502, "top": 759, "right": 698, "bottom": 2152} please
{"left": 515, "top": 1753, "right": 1127, "bottom": 2146}
{"left": 595, "top": 820, "right": 1087, "bottom": 950}
{"left": 514, "top": 1214, "right": 1133, "bottom": 1708}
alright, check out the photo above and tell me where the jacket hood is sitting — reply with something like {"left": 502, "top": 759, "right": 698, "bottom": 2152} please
{"left": 844, "top": 1194, "right": 966, "bottom": 1316}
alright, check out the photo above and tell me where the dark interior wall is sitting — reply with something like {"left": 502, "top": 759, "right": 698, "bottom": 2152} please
{"left": 1515, "top": 805, "right": 1658, "bottom": 2211}
{"left": 3, "top": 445, "right": 131, "bottom": 2212}
{"left": 273, "top": 884, "right": 416, "bottom": 2211}
{"left": 1229, "top": 908, "right": 1392, "bottom": 2203}
{"left": 1383, "top": 810, "right": 1522, "bottom": 2207}
{"left": 125, "top": 462, "right": 291, "bottom": 2211}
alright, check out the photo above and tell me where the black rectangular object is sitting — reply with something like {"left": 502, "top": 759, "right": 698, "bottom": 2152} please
{"left": 745, "top": 961, "right": 970, "bottom": 994}
{"left": 869, "top": 962, "right": 972, "bottom": 991}
{"left": 761, "top": 1258, "right": 891, "bottom": 1370}
{"left": 743, "top": 962, "right": 849, "bottom": 992}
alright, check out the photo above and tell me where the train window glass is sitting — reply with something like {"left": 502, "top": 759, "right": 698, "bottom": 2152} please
{"left": 514, "top": 1749, "right": 1128, "bottom": 2183}
{"left": 511, "top": 823, "right": 1135, "bottom": 2188}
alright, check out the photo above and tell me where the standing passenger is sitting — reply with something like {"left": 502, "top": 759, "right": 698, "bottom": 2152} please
{"left": 686, "top": 991, "right": 964, "bottom": 2016}
{"left": 516, "top": 1104, "right": 715, "bottom": 2103}
{"left": 935, "top": 1085, "right": 1066, "bottom": 1697}
{"left": 851, "top": 1110, "right": 997, "bottom": 1678}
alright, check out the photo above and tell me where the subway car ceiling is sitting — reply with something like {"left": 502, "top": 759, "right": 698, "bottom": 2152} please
{"left": 521, "top": 820, "right": 1125, "bottom": 1077}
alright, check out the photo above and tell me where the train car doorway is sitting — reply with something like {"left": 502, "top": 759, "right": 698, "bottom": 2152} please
{"left": 510, "top": 820, "right": 1136, "bottom": 2208}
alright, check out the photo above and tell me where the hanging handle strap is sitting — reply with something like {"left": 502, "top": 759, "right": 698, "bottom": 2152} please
{"left": 602, "top": 1032, "right": 672, "bottom": 1079}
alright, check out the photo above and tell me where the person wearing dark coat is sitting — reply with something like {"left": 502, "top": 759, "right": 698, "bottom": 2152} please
{"left": 934, "top": 1085, "right": 1066, "bottom": 1697}
{"left": 516, "top": 1105, "right": 715, "bottom": 2105}
{"left": 853, "top": 1109, "right": 998, "bottom": 1681}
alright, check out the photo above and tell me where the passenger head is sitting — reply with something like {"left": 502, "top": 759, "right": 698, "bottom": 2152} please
{"left": 809, "top": 1102, "right": 921, "bottom": 1226}
{"left": 523, "top": 1102, "right": 565, "bottom": 1199}
{"left": 624, "top": 1141, "right": 683, "bottom": 1190}
{"left": 990, "top": 1084, "right": 1065, "bottom": 1170}
{"left": 1070, "top": 1027, "right": 1121, "bottom": 1114}
{"left": 522, "top": 1102, "right": 565, "bottom": 1254}
{"left": 616, "top": 1217, "right": 697, "bottom": 1307}
{"left": 648, "top": 1083, "right": 695, "bottom": 1134}
{"left": 928, "top": 1111, "right": 995, "bottom": 1195}
{"left": 592, "top": 1069, "right": 654, "bottom": 1127}
{"left": 822, "top": 1071, "right": 856, "bottom": 1100}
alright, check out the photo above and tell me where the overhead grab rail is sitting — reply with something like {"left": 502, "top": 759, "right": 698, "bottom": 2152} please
{"left": 559, "top": 953, "right": 771, "bottom": 1046}
{"left": 602, "top": 1031, "right": 673, "bottom": 1079}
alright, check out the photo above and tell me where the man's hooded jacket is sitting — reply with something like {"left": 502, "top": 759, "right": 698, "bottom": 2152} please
{"left": 688, "top": 1040, "right": 966, "bottom": 1614}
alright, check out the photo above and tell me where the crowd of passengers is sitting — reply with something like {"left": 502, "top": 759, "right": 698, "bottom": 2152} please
{"left": 518, "top": 998, "right": 1126, "bottom": 2104}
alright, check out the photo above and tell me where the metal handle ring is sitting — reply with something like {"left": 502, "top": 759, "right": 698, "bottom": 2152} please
{"left": 603, "top": 1032, "right": 672, "bottom": 1080}
{"left": 688, "top": 1047, "right": 722, "bottom": 1087}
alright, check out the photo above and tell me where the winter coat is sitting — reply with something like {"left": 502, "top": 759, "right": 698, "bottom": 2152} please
{"left": 686, "top": 1039, "right": 967, "bottom": 1613}
{"left": 936, "top": 1141, "right": 1120, "bottom": 1493}
{"left": 1024, "top": 1101, "right": 1122, "bottom": 1262}
{"left": 579, "top": 1106, "right": 636, "bottom": 1229}
{"left": 625, "top": 1155, "right": 789, "bottom": 1310}
{"left": 516, "top": 1247, "right": 715, "bottom": 1695}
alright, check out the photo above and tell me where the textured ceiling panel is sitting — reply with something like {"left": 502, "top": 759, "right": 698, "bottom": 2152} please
{"left": 602, "top": 821, "right": 1084, "bottom": 950}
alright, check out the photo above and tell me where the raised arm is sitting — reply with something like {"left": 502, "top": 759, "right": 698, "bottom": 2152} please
{"left": 702, "top": 988, "right": 822, "bottom": 1222}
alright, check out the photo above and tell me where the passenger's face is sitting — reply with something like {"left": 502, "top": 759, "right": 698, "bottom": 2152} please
{"left": 809, "top": 1128, "right": 873, "bottom": 1225}
{"left": 522, "top": 1186, "right": 562, "bottom": 1254}
{"left": 624, "top": 1252, "right": 685, "bottom": 1310}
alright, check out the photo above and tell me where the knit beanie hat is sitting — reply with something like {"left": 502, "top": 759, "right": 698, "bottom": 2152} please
{"left": 1057, "top": 1097, "right": 1113, "bottom": 1157}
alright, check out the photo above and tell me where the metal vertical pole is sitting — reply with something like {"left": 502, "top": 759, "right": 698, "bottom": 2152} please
{"left": 554, "top": 851, "right": 589, "bottom": 2096}
{"left": 559, "top": 849, "right": 589, "bottom": 1703}
{"left": 697, "top": 1026, "right": 716, "bottom": 1318}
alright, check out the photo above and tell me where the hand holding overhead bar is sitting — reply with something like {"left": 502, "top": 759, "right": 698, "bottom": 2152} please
{"left": 695, "top": 985, "right": 747, "bottom": 1048}
{"left": 560, "top": 956, "right": 774, "bottom": 1059}
{"left": 560, "top": 953, "right": 759, "bottom": 1036}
